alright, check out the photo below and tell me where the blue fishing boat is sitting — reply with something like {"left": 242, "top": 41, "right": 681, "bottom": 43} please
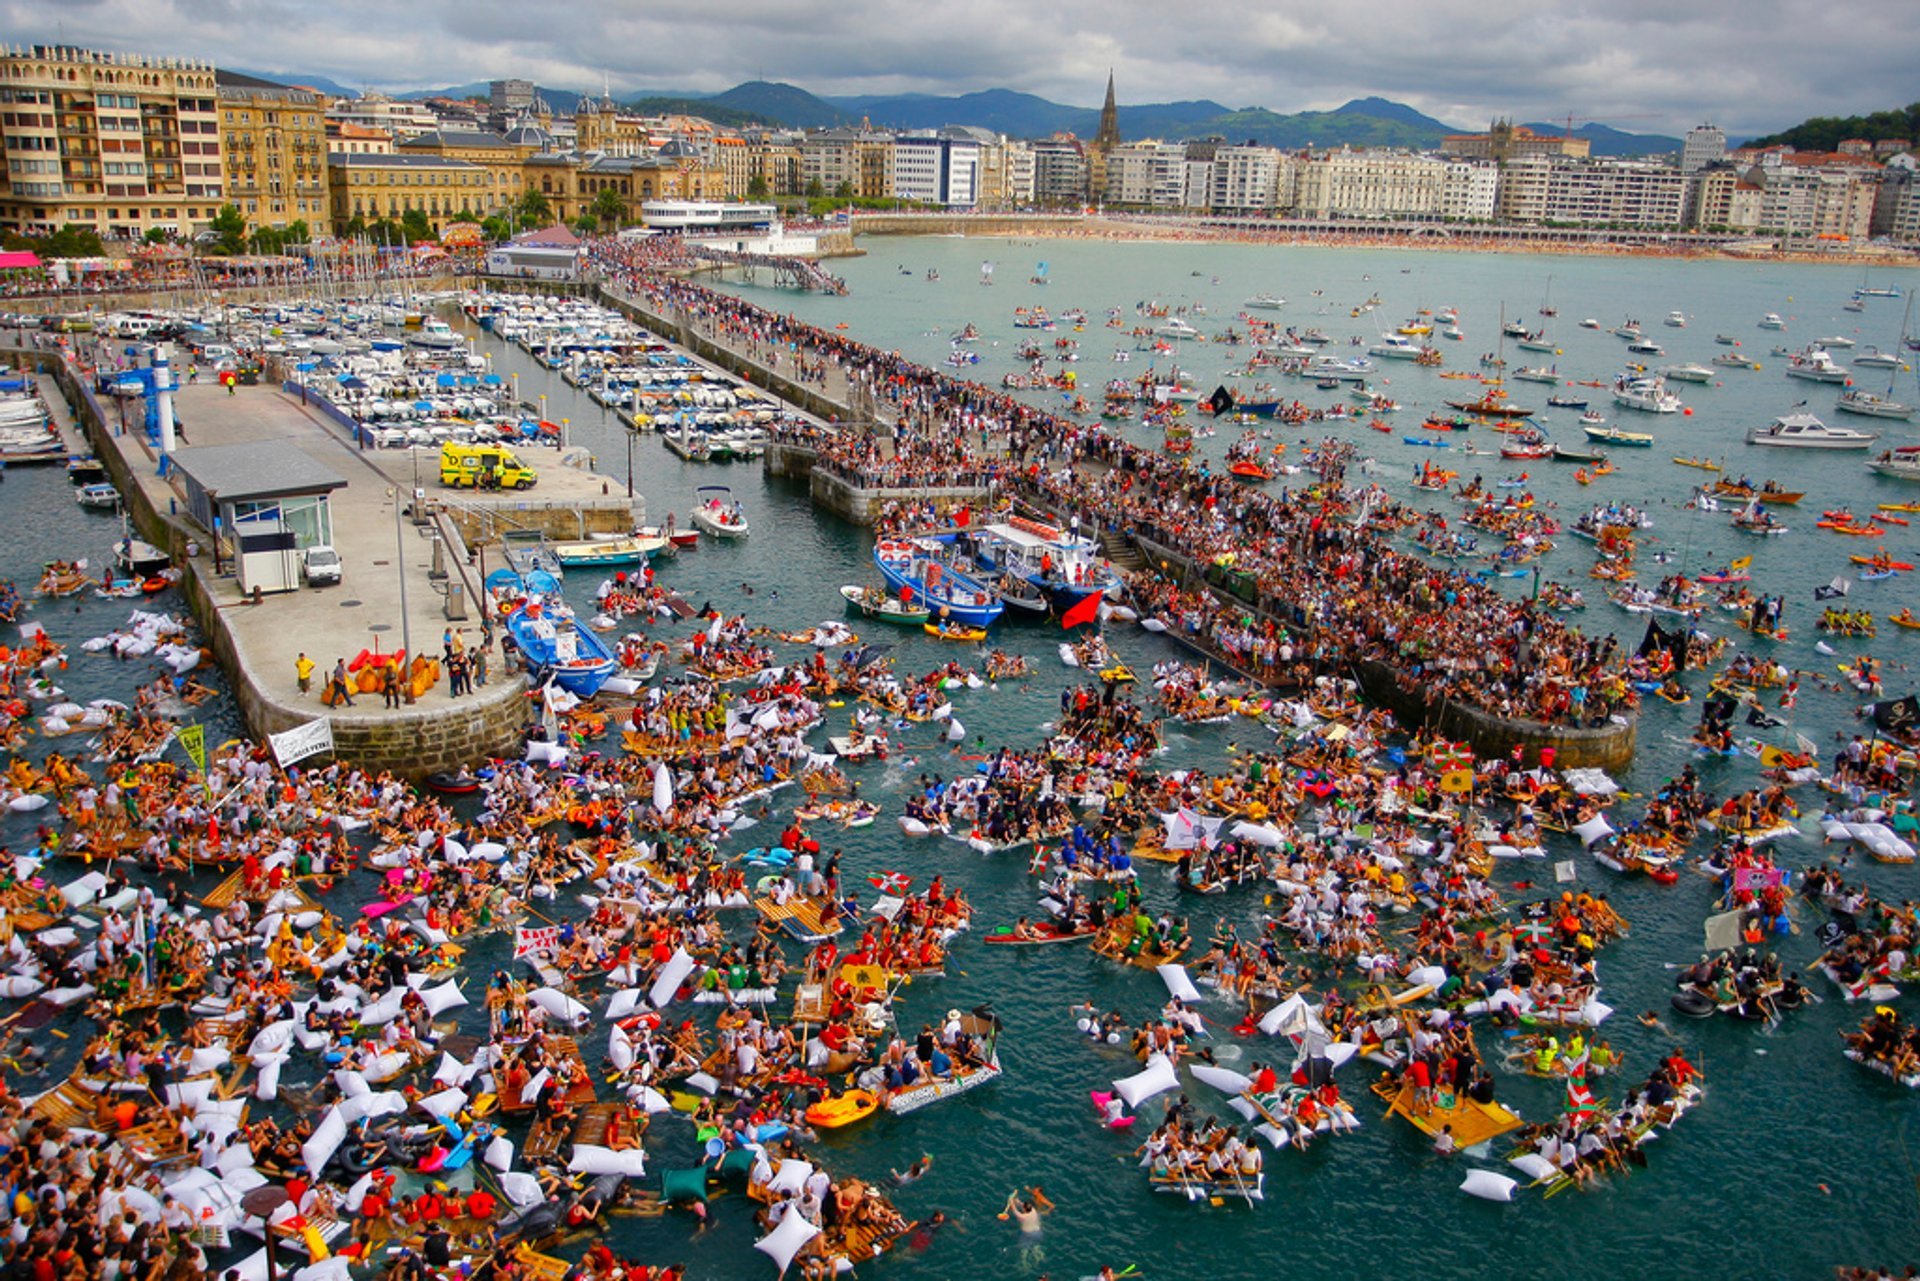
{"left": 873, "top": 536, "right": 1005, "bottom": 628}
{"left": 960, "top": 518, "right": 1121, "bottom": 612}
{"left": 506, "top": 600, "right": 616, "bottom": 697}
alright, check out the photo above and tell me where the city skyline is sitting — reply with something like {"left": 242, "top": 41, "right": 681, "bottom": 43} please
{"left": 4, "top": 0, "right": 1915, "bottom": 142}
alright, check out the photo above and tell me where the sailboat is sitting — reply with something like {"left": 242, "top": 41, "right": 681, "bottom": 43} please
{"left": 1030, "top": 261, "right": 1049, "bottom": 286}
{"left": 1538, "top": 274, "right": 1557, "bottom": 318}
{"left": 1836, "top": 293, "right": 1916, "bottom": 421}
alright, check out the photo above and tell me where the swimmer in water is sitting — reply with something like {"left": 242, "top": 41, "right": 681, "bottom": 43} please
{"left": 891, "top": 1155, "right": 933, "bottom": 1185}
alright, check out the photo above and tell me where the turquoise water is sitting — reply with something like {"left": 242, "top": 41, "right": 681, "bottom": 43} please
{"left": 2, "top": 240, "right": 1917, "bottom": 1281}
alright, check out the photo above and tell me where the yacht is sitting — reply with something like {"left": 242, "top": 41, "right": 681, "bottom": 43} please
{"left": 1815, "top": 333, "right": 1856, "bottom": 348}
{"left": 1612, "top": 322, "right": 1643, "bottom": 340}
{"left": 1746, "top": 411, "right": 1877, "bottom": 449}
{"left": 1243, "top": 293, "right": 1285, "bottom": 310}
{"left": 1853, "top": 347, "right": 1902, "bottom": 370}
{"left": 1511, "top": 365, "right": 1561, "bottom": 384}
{"left": 1836, "top": 388, "right": 1915, "bottom": 421}
{"left": 410, "top": 318, "right": 465, "bottom": 350}
{"left": 1626, "top": 339, "right": 1665, "bottom": 356}
{"left": 1368, "top": 333, "right": 1425, "bottom": 360}
{"left": 1758, "top": 313, "right": 1786, "bottom": 330}
{"left": 1578, "top": 318, "right": 1601, "bottom": 329}
{"left": 1784, "top": 347, "right": 1850, "bottom": 383}
{"left": 1155, "top": 317, "right": 1201, "bottom": 340}
{"left": 1613, "top": 375, "right": 1683, "bottom": 414}
{"left": 1664, "top": 311, "right": 1688, "bottom": 327}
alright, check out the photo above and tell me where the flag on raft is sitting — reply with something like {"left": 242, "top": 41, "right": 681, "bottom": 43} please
{"left": 867, "top": 872, "right": 912, "bottom": 895}
{"left": 1728, "top": 555, "right": 1753, "bottom": 572}
{"left": 1563, "top": 1058, "right": 1599, "bottom": 1122}
{"left": 513, "top": 925, "right": 560, "bottom": 959}
{"left": 1872, "top": 693, "right": 1920, "bottom": 733}
{"left": 1208, "top": 385, "right": 1235, "bottom": 417}
{"left": 1814, "top": 577, "right": 1850, "bottom": 601}
{"left": 1060, "top": 592, "right": 1104, "bottom": 630}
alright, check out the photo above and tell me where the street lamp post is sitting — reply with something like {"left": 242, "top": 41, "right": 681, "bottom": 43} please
{"left": 394, "top": 486, "right": 414, "bottom": 704}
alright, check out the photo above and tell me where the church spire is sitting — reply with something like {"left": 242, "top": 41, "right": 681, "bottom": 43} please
{"left": 1095, "top": 70, "right": 1120, "bottom": 149}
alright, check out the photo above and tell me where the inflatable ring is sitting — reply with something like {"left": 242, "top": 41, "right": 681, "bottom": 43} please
{"left": 1669, "top": 989, "right": 1716, "bottom": 1019}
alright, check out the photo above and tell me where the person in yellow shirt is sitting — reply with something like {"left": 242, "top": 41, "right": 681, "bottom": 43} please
{"left": 295, "top": 651, "right": 315, "bottom": 696}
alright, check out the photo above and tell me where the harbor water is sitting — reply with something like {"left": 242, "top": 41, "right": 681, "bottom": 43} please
{"left": 5, "top": 240, "right": 1920, "bottom": 1279}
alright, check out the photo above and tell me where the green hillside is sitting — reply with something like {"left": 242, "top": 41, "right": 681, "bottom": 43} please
{"left": 1744, "top": 104, "right": 1920, "bottom": 151}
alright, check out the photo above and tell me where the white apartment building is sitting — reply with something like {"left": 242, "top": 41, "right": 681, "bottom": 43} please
{"left": 1440, "top": 160, "right": 1499, "bottom": 221}
{"left": 1104, "top": 141, "right": 1186, "bottom": 207}
{"left": 1541, "top": 159, "right": 1688, "bottom": 227}
{"left": 891, "top": 131, "right": 980, "bottom": 207}
{"left": 1209, "top": 145, "right": 1287, "bottom": 213}
{"left": 1295, "top": 148, "right": 1447, "bottom": 219}
{"left": 1681, "top": 123, "right": 1727, "bottom": 174}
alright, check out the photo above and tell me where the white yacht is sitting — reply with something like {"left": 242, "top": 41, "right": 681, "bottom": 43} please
{"left": 1815, "top": 333, "right": 1856, "bottom": 348}
{"left": 1661, "top": 363, "right": 1716, "bottom": 384}
{"left": 1867, "top": 444, "right": 1920, "bottom": 480}
{"left": 1746, "top": 411, "right": 1877, "bottom": 449}
{"left": 1368, "top": 333, "right": 1425, "bottom": 360}
{"left": 1853, "top": 348, "right": 1902, "bottom": 369}
{"left": 1836, "top": 388, "right": 1915, "bottom": 421}
{"left": 1784, "top": 347, "right": 1850, "bottom": 383}
{"left": 1758, "top": 313, "right": 1786, "bottom": 330}
{"left": 1155, "top": 317, "right": 1201, "bottom": 340}
{"left": 1664, "top": 311, "right": 1688, "bottom": 327}
{"left": 1613, "top": 375, "right": 1683, "bottom": 414}
{"left": 1243, "top": 294, "right": 1286, "bottom": 311}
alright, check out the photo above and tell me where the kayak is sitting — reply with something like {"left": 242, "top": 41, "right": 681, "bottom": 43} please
{"left": 985, "top": 922, "right": 1098, "bottom": 945}
{"left": 1851, "top": 556, "right": 1915, "bottom": 571}
{"left": 925, "top": 623, "right": 988, "bottom": 642}
{"left": 805, "top": 1089, "right": 880, "bottom": 1129}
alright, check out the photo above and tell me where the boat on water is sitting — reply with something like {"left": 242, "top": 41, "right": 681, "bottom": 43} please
{"left": 1853, "top": 348, "right": 1902, "bottom": 369}
{"left": 840, "top": 584, "right": 930, "bottom": 625}
{"left": 1866, "top": 445, "right": 1920, "bottom": 482}
{"left": 1746, "top": 412, "right": 1877, "bottom": 450}
{"left": 1243, "top": 293, "right": 1285, "bottom": 310}
{"left": 504, "top": 599, "right": 617, "bottom": 696}
{"left": 953, "top": 517, "right": 1121, "bottom": 613}
{"left": 1758, "top": 313, "right": 1787, "bottom": 330}
{"left": 1546, "top": 395, "right": 1588, "bottom": 410}
{"left": 1784, "top": 347, "right": 1850, "bottom": 383}
{"left": 1613, "top": 375, "right": 1683, "bottom": 414}
{"left": 1511, "top": 366, "right": 1560, "bottom": 384}
{"left": 1665, "top": 311, "right": 1688, "bottom": 327}
{"left": 691, "top": 485, "right": 749, "bottom": 538}
{"left": 1836, "top": 388, "right": 1914, "bottom": 421}
{"left": 1815, "top": 334, "right": 1857, "bottom": 349}
{"left": 1368, "top": 333, "right": 1425, "bottom": 360}
{"left": 115, "top": 537, "right": 171, "bottom": 576}
{"left": 75, "top": 482, "right": 120, "bottom": 510}
{"left": 1582, "top": 425, "right": 1654, "bottom": 447}
{"left": 873, "top": 536, "right": 1005, "bottom": 628}
{"left": 1553, "top": 444, "right": 1608, "bottom": 464}
{"left": 550, "top": 535, "right": 670, "bottom": 568}
{"left": 1445, "top": 391, "right": 1534, "bottom": 418}
{"left": 1662, "top": 363, "right": 1716, "bottom": 384}
{"left": 500, "top": 529, "right": 564, "bottom": 579}
{"left": 1712, "top": 352, "right": 1759, "bottom": 370}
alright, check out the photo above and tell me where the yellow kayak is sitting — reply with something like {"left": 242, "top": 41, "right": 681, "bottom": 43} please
{"left": 805, "top": 1088, "right": 880, "bottom": 1129}
{"left": 925, "top": 623, "right": 988, "bottom": 642}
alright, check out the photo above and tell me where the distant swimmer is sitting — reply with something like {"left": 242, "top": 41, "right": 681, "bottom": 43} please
{"left": 891, "top": 1155, "right": 933, "bottom": 1185}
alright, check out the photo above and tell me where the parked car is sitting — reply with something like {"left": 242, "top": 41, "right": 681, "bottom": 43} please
{"left": 301, "top": 544, "right": 341, "bottom": 586}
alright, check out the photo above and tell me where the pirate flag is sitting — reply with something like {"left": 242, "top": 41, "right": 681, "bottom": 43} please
{"left": 1207, "top": 385, "right": 1235, "bottom": 417}
{"left": 1872, "top": 693, "right": 1920, "bottom": 734}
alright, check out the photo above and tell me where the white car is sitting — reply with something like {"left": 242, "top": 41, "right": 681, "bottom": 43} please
{"left": 302, "top": 545, "right": 341, "bottom": 586}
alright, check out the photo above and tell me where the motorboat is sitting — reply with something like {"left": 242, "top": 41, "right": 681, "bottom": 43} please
{"left": 1784, "top": 348, "right": 1849, "bottom": 383}
{"left": 1243, "top": 294, "right": 1286, "bottom": 310}
{"left": 1746, "top": 412, "right": 1877, "bottom": 450}
{"left": 1613, "top": 375, "right": 1683, "bottom": 414}
{"left": 1712, "top": 352, "right": 1759, "bottom": 370}
{"left": 840, "top": 584, "right": 930, "bottom": 625}
{"left": 1867, "top": 445, "right": 1920, "bottom": 481}
{"left": 1661, "top": 363, "right": 1716, "bottom": 384}
{"left": 115, "top": 537, "right": 171, "bottom": 575}
{"left": 1368, "top": 333, "right": 1425, "bottom": 360}
{"left": 1853, "top": 348, "right": 1902, "bottom": 369}
{"left": 1815, "top": 334, "right": 1856, "bottom": 349}
{"left": 1582, "top": 425, "right": 1654, "bottom": 447}
{"left": 961, "top": 517, "right": 1121, "bottom": 612}
{"left": 690, "top": 485, "right": 749, "bottom": 538}
{"left": 1758, "top": 314, "right": 1786, "bottom": 330}
{"left": 75, "top": 483, "right": 120, "bottom": 510}
{"left": 1155, "top": 317, "right": 1201, "bottom": 341}
{"left": 1578, "top": 318, "right": 1601, "bottom": 329}
{"left": 1836, "top": 389, "right": 1915, "bottom": 421}
{"left": 1626, "top": 339, "right": 1666, "bottom": 356}
{"left": 1511, "top": 366, "right": 1560, "bottom": 384}
{"left": 1664, "top": 311, "right": 1688, "bottom": 327}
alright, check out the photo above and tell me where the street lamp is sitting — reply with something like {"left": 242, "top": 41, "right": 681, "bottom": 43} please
{"left": 392, "top": 486, "right": 415, "bottom": 704}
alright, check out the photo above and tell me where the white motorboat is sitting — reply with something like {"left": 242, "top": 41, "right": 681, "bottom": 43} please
{"left": 1612, "top": 375, "right": 1682, "bottom": 414}
{"left": 1661, "top": 363, "right": 1716, "bottom": 384}
{"left": 1664, "top": 311, "right": 1688, "bottom": 327}
{"left": 75, "top": 483, "right": 120, "bottom": 510}
{"left": 1784, "top": 348, "right": 1849, "bottom": 383}
{"left": 1154, "top": 318, "right": 1201, "bottom": 340}
{"left": 1746, "top": 412, "right": 1877, "bottom": 450}
{"left": 1243, "top": 294, "right": 1286, "bottom": 310}
{"left": 690, "top": 485, "right": 749, "bottom": 538}
{"left": 1511, "top": 366, "right": 1561, "bottom": 384}
{"left": 1853, "top": 348, "right": 1902, "bottom": 370}
{"left": 1814, "top": 334, "right": 1856, "bottom": 349}
{"left": 1367, "top": 333, "right": 1424, "bottom": 360}
{"left": 1758, "top": 313, "right": 1787, "bottom": 330}
{"left": 1867, "top": 445, "right": 1920, "bottom": 480}
{"left": 1626, "top": 339, "right": 1665, "bottom": 356}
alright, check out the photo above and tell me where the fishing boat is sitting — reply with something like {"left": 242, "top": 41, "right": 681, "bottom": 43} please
{"left": 550, "top": 535, "right": 670, "bottom": 568}
{"left": 505, "top": 599, "right": 617, "bottom": 696}
{"left": 1552, "top": 444, "right": 1607, "bottom": 464}
{"left": 873, "top": 537, "right": 1005, "bottom": 628}
{"left": 1746, "top": 412, "right": 1877, "bottom": 450}
{"left": 691, "top": 486, "right": 749, "bottom": 538}
{"left": 957, "top": 517, "right": 1121, "bottom": 613}
{"left": 1613, "top": 375, "right": 1683, "bottom": 414}
{"left": 840, "top": 584, "right": 931, "bottom": 625}
{"left": 114, "top": 537, "right": 171, "bottom": 576}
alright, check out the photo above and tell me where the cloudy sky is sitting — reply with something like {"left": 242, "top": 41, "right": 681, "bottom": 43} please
{"left": 7, "top": 0, "right": 1914, "bottom": 139}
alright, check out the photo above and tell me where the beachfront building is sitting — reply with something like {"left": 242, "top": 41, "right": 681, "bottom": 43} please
{"left": 1871, "top": 154, "right": 1920, "bottom": 244}
{"left": 574, "top": 93, "right": 648, "bottom": 157}
{"left": 0, "top": 42, "right": 224, "bottom": 239}
{"left": 801, "top": 127, "right": 894, "bottom": 199}
{"left": 1030, "top": 138, "right": 1090, "bottom": 207}
{"left": 743, "top": 129, "right": 805, "bottom": 197}
{"left": 993, "top": 137, "right": 1037, "bottom": 209}
{"left": 1541, "top": 158, "right": 1688, "bottom": 228}
{"left": 216, "top": 71, "right": 331, "bottom": 236}
{"left": 1103, "top": 140, "right": 1187, "bottom": 208}
{"left": 1443, "top": 120, "right": 1590, "bottom": 162}
{"left": 892, "top": 130, "right": 982, "bottom": 208}
{"left": 1294, "top": 148, "right": 1450, "bottom": 220}
{"left": 1440, "top": 159, "right": 1500, "bottom": 221}
{"left": 325, "top": 152, "right": 493, "bottom": 232}
{"left": 1208, "top": 145, "right": 1287, "bottom": 213}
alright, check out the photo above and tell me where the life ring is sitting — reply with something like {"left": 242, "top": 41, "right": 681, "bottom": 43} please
{"left": 1669, "top": 989, "right": 1716, "bottom": 1019}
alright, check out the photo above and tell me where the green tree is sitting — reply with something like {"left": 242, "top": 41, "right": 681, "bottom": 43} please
{"left": 804, "top": 178, "right": 824, "bottom": 199}
{"left": 746, "top": 174, "right": 769, "bottom": 200}
{"left": 480, "top": 214, "right": 512, "bottom": 243}
{"left": 572, "top": 213, "right": 599, "bottom": 237}
{"left": 514, "top": 188, "right": 554, "bottom": 228}
{"left": 248, "top": 226, "right": 285, "bottom": 254}
{"left": 42, "top": 224, "right": 105, "bottom": 258}
{"left": 143, "top": 227, "right": 171, "bottom": 245}
{"left": 591, "top": 186, "right": 625, "bottom": 229}
{"left": 206, "top": 203, "right": 247, "bottom": 255}
{"left": 832, "top": 181, "right": 853, "bottom": 200}
{"left": 400, "top": 207, "right": 433, "bottom": 242}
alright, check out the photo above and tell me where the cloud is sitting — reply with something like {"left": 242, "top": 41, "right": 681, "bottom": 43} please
{"left": 2, "top": 0, "right": 1913, "bottom": 139}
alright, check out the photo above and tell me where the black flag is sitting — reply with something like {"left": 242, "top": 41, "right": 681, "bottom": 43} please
{"left": 1207, "top": 385, "right": 1234, "bottom": 417}
{"left": 1667, "top": 622, "right": 1690, "bottom": 673}
{"left": 1872, "top": 694, "right": 1920, "bottom": 734}
{"left": 1814, "top": 577, "right": 1849, "bottom": 601}
{"left": 1636, "top": 618, "right": 1669, "bottom": 660}
{"left": 1746, "top": 707, "right": 1784, "bottom": 729}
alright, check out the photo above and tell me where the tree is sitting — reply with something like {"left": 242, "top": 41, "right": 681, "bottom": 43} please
{"left": 143, "top": 227, "right": 171, "bottom": 245}
{"left": 804, "top": 178, "right": 824, "bottom": 199}
{"left": 42, "top": 224, "right": 105, "bottom": 258}
{"left": 206, "top": 203, "right": 247, "bottom": 255}
{"left": 591, "top": 186, "right": 625, "bottom": 229}
{"left": 514, "top": 188, "right": 554, "bottom": 228}
{"left": 832, "top": 181, "right": 853, "bottom": 200}
{"left": 480, "top": 214, "right": 512, "bottom": 243}
{"left": 572, "top": 213, "right": 600, "bottom": 237}
{"left": 746, "top": 174, "right": 769, "bottom": 200}
{"left": 400, "top": 207, "right": 433, "bottom": 242}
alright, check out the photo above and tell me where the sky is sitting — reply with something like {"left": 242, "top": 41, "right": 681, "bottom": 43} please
{"left": 6, "top": 0, "right": 1916, "bottom": 140}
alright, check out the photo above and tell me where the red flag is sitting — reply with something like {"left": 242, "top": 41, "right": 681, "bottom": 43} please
{"left": 1563, "top": 1058, "right": 1598, "bottom": 1121}
{"left": 1060, "top": 592, "right": 1103, "bottom": 630}
{"left": 867, "top": 872, "right": 911, "bottom": 895}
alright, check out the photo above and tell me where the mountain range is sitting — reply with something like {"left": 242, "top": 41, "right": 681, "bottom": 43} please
{"left": 236, "top": 72, "right": 1683, "bottom": 155}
